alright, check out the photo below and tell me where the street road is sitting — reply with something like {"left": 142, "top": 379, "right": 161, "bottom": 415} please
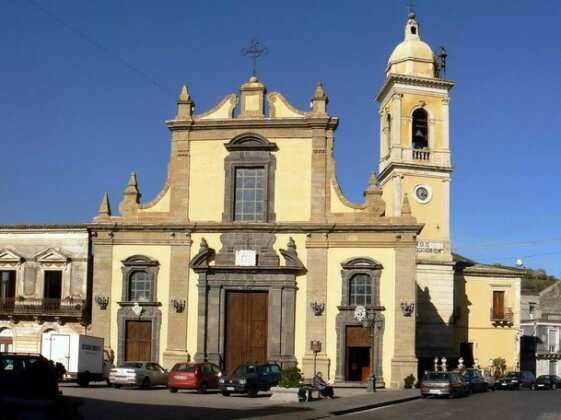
{"left": 59, "top": 383, "right": 302, "bottom": 419}
{"left": 344, "top": 389, "right": 561, "bottom": 419}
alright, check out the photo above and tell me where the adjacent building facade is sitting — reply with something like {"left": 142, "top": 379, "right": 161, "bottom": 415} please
{"left": 0, "top": 226, "right": 91, "bottom": 353}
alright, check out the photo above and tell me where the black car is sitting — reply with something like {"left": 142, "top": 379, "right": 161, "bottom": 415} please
{"left": 218, "top": 363, "right": 281, "bottom": 397}
{"left": 0, "top": 352, "right": 59, "bottom": 398}
{"left": 461, "top": 368, "right": 487, "bottom": 393}
{"left": 532, "top": 375, "right": 561, "bottom": 390}
{"left": 496, "top": 371, "right": 535, "bottom": 390}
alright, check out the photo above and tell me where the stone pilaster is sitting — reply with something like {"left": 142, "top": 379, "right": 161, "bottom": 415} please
{"left": 90, "top": 233, "right": 113, "bottom": 354}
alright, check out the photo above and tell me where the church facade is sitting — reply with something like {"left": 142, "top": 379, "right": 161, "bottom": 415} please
{"left": 0, "top": 12, "right": 521, "bottom": 389}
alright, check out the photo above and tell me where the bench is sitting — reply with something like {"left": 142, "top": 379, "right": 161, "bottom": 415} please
{"left": 304, "top": 385, "right": 322, "bottom": 401}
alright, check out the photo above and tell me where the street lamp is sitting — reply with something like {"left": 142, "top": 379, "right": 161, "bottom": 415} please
{"left": 354, "top": 305, "right": 383, "bottom": 392}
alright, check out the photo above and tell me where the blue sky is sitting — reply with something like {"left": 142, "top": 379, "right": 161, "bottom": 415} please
{"left": 1, "top": 0, "right": 560, "bottom": 276}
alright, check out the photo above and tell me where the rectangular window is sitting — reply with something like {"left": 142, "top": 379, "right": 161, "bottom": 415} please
{"left": 492, "top": 291, "right": 505, "bottom": 320}
{"left": 548, "top": 329, "right": 559, "bottom": 353}
{"left": 234, "top": 167, "right": 265, "bottom": 222}
{"left": 350, "top": 274, "right": 372, "bottom": 306}
{"left": 0, "top": 270, "right": 16, "bottom": 300}
{"left": 129, "top": 271, "right": 151, "bottom": 302}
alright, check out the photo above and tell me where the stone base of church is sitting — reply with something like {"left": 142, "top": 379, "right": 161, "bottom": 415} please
{"left": 389, "top": 356, "right": 418, "bottom": 389}
{"left": 301, "top": 353, "right": 330, "bottom": 381}
{"left": 162, "top": 350, "right": 191, "bottom": 368}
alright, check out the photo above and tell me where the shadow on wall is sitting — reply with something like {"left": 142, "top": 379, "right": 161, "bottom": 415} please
{"left": 416, "top": 282, "right": 470, "bottom": 377}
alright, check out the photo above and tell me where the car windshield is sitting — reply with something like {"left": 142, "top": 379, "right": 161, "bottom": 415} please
{"left": 172, "top": 364, "right": 196, "bottom": 372}
{"left": 232, "top": 365, "right": 258, "bottom": 377}
{"left": 121, "top": 362, "right": 143, "bottom": 369}
{"left": 425, "top": 373, "right": 449, "bottom": 381}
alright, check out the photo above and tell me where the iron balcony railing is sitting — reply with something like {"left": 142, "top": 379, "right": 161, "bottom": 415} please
{"left": 490, "top": 307, "right": 513, "bottom": 323}
{"left": 0, "top": 297, "right": 86, "bottom": 317}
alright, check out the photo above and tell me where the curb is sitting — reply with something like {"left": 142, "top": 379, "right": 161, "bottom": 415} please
{"left": 329, "top": 395, "right": 421, "bottom": 416}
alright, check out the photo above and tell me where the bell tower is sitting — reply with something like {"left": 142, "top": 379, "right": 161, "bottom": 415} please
{"left": 375, "top": 11, "right": 456, "bottom": 360}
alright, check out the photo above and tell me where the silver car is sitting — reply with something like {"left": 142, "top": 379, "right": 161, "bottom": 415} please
{"left": 109, "top": 362, "right": 168, "bottom": 389}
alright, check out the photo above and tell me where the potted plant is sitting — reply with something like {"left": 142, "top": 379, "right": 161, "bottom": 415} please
{"left": 270, "top": 366, "right": 306, "bottom": 402}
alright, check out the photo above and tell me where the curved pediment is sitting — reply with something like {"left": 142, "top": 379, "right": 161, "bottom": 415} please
{"left": 224, "top": 132, "right": 276, "bottom": 151}
{"left": 340, "top": 257, "right": 383, "bottom": 270}
{"left": 121, "top": 255, "right": 159, "bottom": 267}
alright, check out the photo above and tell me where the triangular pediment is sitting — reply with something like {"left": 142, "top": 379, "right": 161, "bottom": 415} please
{"left": 34, "top": 248, "right": 71, "bottom": 264}
{"left": 0, "top": 249, "right": 25, "bottom": 266}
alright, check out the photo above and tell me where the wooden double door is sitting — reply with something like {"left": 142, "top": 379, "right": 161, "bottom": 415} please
{"left": 125, "top": 320, "right": 152, "bottom": 361}
{"left": 224, "top": 292, "right": 268, "bottom": 374}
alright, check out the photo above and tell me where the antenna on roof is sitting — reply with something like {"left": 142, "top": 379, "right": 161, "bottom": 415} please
{"left": 435, "top": 46, "right": 447, "bottom": 78}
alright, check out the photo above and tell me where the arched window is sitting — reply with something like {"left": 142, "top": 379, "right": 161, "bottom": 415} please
{"left": 349, "top": 274, "right": 372, "bottom": 306}
{"left": 412, "top": 109, "right": 428, "bottom": 149}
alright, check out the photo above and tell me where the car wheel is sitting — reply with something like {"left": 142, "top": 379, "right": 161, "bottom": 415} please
{"left": 199, "top": 383, "right": 208, "bottom": 394}
{"left": 247, "top": 385, "right": 259, "bottom": 398}
{"left": 552, "top": 384, "right": 557, "bottom": 390}
{"left": 106, "top": 379, "right": 111, "bottom": 386}
{"left": 113, "top": 384, "right": 121, "bottom": 389}
{"left": 531, "top": 384, "right": 536, "bottom": 390}
{"left": 141, "top": 377, "right": 150, "bottom": 390}
{"left": 421, "top": 394, "right": 428, "bottom": 399}
{"left": 448, "top": 391, "right": 455, "bottom": 399}
{"left": 221, "top": 390, "right": 230, "bottom": 397}
{"left": 169, "top": 387, "right": 178, "bottom": 393}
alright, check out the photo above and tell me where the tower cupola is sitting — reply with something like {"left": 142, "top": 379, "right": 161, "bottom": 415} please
{"left": 386, "top": 11, "right": 435, "bottom": 78}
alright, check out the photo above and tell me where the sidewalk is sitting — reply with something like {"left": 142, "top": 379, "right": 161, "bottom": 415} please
{"left": 244, "top": 388, "right": 420, "bottom": 419}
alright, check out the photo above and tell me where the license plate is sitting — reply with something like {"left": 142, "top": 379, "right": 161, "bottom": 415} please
{"left": 227, "top": 387, "right": 235, "bottom": 391}
{"left": 428, "top": 390, "right": 440, "bottom": 394}
{"left": 538, "top": 384, "right": 544, "bottom": 387}
{"left": 175, "top": 375, "right": 187, "bottom": 380}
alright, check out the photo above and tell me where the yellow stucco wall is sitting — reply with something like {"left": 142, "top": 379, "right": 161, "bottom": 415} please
{"left": 110, "top": 245, "right": 172, "bottom": 364}
{"left": 189, "top": 141, "right": 227, "bottom": 221}
{"left": 273, "top": 138, "right": 312, "bottom": 221}
{"left": 401, "top": 176, "right": 447, "bottom": 240}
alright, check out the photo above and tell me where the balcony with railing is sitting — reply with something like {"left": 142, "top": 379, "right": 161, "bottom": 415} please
{"left": 490, "top": 307, "right": 514, "bottom": 325}
{"left": 412, "top": 148, "right": 431, "bottom": 161}
{"left": 0, "top": 297, "right": 87, "bottom": 324}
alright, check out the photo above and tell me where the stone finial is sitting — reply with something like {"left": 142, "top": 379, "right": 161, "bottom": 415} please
{"left": 199, "top": 238, "right": 208, "bottom": 251}
{"left": 310, "top": 81, "right": 328, "bottom": 116}
{"left": 96, "top": 192, "right": 112, "bottom": 218}
{"left": 401, "top": 194, "right": 412, "bottom": 215}
{"left": 176, "top": 84, "right": 194, "bottom": 119}
{"left": 363, "top": 172, "right": 385, "bottom": 217}
{"left": 118, "top": 172, "right": 141, "bottom": 215}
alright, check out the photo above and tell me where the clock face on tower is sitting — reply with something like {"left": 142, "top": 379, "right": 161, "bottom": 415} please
{"left": 413, "top": 184, "right": 432, "bottom": 203}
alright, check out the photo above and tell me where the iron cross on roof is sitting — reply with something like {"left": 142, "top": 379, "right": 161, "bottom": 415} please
{"left": 241, "top": 39, "right": 269, "bottom": 77}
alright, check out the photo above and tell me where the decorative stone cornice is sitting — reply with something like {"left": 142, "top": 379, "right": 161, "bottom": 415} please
{"left": 375, "top": 73, "right": 455, "bottom": 102}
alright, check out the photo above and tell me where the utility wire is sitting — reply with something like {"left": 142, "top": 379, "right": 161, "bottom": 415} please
{"left": 454, "top": 212, "right": 561, "bottom": 248}
{"left": 454, "top": 236, "right": 561, "bottom": 251}
{"left": 25, "top": 0, "right": 176, "bottom": 97}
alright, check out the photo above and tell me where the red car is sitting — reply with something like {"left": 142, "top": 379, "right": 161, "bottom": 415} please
{"left": 168, "top": 362, "right": 222, "bottom": 394}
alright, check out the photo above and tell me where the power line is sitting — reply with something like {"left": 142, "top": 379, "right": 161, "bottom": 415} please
{"left": 454, "top": 212, "right": 561, "bottom": 248}
{"left": 25, "top": 0, "right": 176, "bottom": 97}
{"left": 454, "top": 237, "right": 561, "bottom": 251}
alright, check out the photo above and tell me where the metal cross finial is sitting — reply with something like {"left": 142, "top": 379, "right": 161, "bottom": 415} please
{"left": 241, "top": 39, "right": 269, "bottom": 77}
{"left": 406, "top": 3, "right": 416, "bottom": 17}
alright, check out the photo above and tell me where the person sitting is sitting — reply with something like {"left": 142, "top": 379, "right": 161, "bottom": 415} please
{"left": 313, "top": 371, "right": 334, "bottom": 399}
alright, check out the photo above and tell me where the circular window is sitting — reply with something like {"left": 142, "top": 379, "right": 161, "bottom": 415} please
{"left": 413, "top": 184, "right": 432, "bottom": 203}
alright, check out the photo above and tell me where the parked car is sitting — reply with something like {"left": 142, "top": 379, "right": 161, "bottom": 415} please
{"left": 109, "top": 361, "right": 168, "bottom": 389}
{"left": 496, "top": 371, "right": 535, "bottom": 390}
{"left": 532, "top": 375, "right": 561, "bottom": 390}
{"left": 461, "top": 368, "right": 487, "bottom": 393}
{"left": 218, "top": 363, "right": 281, "bottom": 397}
{"left": 482, "top": 369, "right": 496, "bottom": 391}
{"left": 168, "top": 362, "right": 221, "bottom": 394}
{"left": 0, "top": 353, "right": 59, "bottom": 399}
{"left": 420, "top": 371, "right": 467, "bottom": 399}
